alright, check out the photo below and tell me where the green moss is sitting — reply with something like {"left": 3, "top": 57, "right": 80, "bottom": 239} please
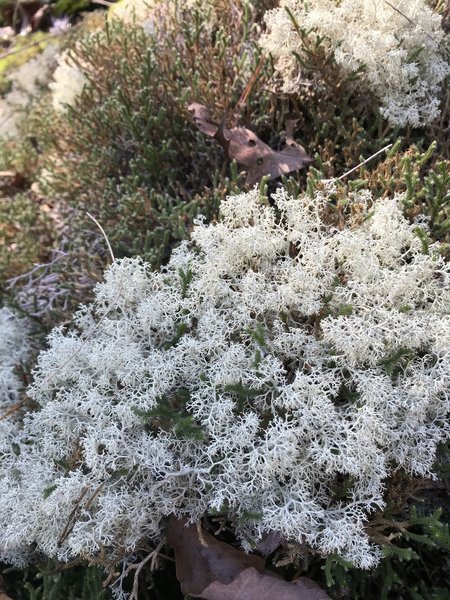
{"left": 53, "top": 0, "right": 91, "bottom": 16}
{"left": 0, "top": 32, "right": 50, "bottom": 96}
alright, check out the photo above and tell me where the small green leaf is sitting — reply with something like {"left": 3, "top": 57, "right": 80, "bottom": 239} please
{"left": 43, "top": 485, "right": 58, "bottom": 500}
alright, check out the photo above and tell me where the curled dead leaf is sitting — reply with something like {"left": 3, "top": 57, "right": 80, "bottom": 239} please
{"left": 188, "top": 103, "right": 219, "bottom": 137}
{"left": 285, "top": 119, "right": 300, "bottom": 147}
{"left": 254, "top": 531, "right": 283, "bottom": 557}
{"left": 200, "top": 566, "right": 332, "bottom": 600}
{"left": 0, "top": 574, "right": 12, "bottom": 600}
{"left": 0, "top": 171, "right": 26, "bottom": 189}
{"left": 166, "top": 517, "right": 264, "bottom": 595}
{"left": 188, "top": 103, "right": 312, "bottom": 185}
{"left": 166, "top": 517, "right": 331, "bottom": 600}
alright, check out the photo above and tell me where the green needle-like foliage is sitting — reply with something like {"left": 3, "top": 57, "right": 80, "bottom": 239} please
{"left": 36, "top": 4, "right": 270, "bottom": 267}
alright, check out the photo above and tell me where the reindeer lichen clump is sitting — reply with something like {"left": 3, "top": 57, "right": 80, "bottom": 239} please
{"left": 1, "top": 187, "right": 449, "bottom": 570}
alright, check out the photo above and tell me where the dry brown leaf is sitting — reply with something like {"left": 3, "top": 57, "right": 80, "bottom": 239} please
{"left": 0, "top": 170, "right": 26, "bottom": 189}
{"left": 254, "top": 531, "right": 283, "bottom": 558}
{"left": 201, "top": 567, "right": 331, "bottom": 600}
{"left": 285, "top": 119, "right": 300, "bottom": 147}
{"left": 245, "top": 143, "right": 312, "bottom": 185}
{"left": 187, "top": 103, "right": 312, "bottom": 185}
{"left": 166, "top": 517, "right": 264, "bottom": 594}
{"left": 166, "top": 517, "right": 330, "bottom": 600}
{"left": 0, "top": 574, "right": 12, "bottom": 600}
{"left": 188, "top": 103, "right": 219, "bottom": 137}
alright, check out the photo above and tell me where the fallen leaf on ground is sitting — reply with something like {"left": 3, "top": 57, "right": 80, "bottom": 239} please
{"left": 166, "top": 517, "right": 331, "bottom": 600}
{"left": 201, "top": 566, "right": 331, "bottom": 600}
{"left": 254, "top": 531, "right": 283, "bottom": 557}
{"left": 188, "top": 103, "right": 312, "bottom": 185}
{"left": 0, "top": 170, "right": 26, "bottom": 188}
{"left": 188, "top": 102, "right": 218, "bottom": 137}
{"left": 285, "top": 119, "right": 300, "bottom": 147}
{"left": 0, "top": 574, "right": 12, "bottom": 600}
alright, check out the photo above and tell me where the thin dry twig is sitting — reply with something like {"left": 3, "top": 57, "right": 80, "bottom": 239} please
{"left": 0, "top": 32, "right": 58, "bottom": 61}
{"left": 84, "top": 481, "right": 107, "bottom": 511}
{"left": 234, "top": 55, "right": 266, "bottom": 118}
{"left": 116, "top": 542, "right": 165, "bottom": 600}
{"left": 87, "top": 212, "right": 115, "bottom": 264}
{"left": 57, "top": 487, "right": 89, "bottom": 546}
{"left": 0, "top": 399, "right": 27, "bottom": 421}
{"left": 338, "top": 143, "right": 392, "bottom": 180}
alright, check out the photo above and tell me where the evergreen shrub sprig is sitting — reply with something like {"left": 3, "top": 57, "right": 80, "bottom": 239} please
{"left": 40, "top": 1, "right": 270, "bottom": 267}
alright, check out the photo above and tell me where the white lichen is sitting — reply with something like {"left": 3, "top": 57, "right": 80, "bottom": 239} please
{"left": 49, "top": 50, "right": 88, "bottom": 113}
{"left": 0, "top": 307, "right": 30, "bottom": 411}
{"left": 0, "top": 307, "right": 30, "bottom": 559}
{"left": 0, "top": 188, "right": 449, "bottom": 569}
{"left": 260, "top": 0, "right": 450, "bottom": 127}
